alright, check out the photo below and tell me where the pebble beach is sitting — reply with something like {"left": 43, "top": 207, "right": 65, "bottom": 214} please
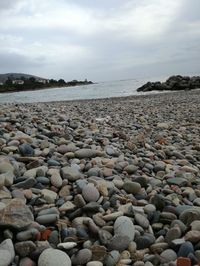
{"left": 0, "top": 89, "right": 200, "bottom": 266}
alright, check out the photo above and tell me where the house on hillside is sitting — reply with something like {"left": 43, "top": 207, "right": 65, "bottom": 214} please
{"left": 36, "top": 79, "right": 49, "bottom": 84}
{"left": 0, "top": 82, "right": 3, "bottom": 86}
{"left": 12, "top": 80, "right": 24, "bottom": 85}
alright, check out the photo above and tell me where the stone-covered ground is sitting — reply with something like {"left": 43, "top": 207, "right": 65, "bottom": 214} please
{"left": 0, "top": 90, "right": 200, "bottom": 266}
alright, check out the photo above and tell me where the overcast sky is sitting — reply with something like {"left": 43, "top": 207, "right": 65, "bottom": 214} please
{"left": 0, "top": 0, "right": 199, "bottom": 81}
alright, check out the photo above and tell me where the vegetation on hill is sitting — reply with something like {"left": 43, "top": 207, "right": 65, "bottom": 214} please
{"left": 0, "top": 76, "right": 93, "bottom": 93}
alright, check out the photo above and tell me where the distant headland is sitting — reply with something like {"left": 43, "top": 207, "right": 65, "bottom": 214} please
{"left": 0, "top": 73, "right": 93, "bottom": 93}
{"left": 137, "top": 75, "right": 200, "bottom": 92}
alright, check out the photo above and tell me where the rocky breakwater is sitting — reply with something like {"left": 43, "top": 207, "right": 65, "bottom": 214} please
{"left": 137, "top": 75, "right": 200, "bottom": 92}
{"left": 0, "top": 90, "right": 200, "bottom": 265}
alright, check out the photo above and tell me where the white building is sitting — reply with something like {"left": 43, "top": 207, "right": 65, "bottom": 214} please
{"left": 12, "top": 80, "right": 24, "bottom": 85}
{"left": 36, "top": 79, "right": 49, "bottom": 84}
{"left": 0, "top": 82, "right": 3, "bottom": 85}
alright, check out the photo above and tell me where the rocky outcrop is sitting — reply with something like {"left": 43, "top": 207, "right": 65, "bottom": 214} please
{"left": 137, "top": 75, "right": 200, "bottom": 92}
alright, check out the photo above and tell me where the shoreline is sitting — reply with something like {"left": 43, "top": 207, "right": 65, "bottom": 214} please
{"left": 1, "top": 87, "right": 199, "bottom": 106}
{"left": 0, "top": 82, "right": 94, "bottom": 94}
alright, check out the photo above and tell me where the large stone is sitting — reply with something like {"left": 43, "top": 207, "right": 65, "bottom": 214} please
{"left": 0, "top": 250, "right": 12, "bottom": 266}
{"left": 0, "top": 239, "right": 15, "bottom": 262}
{"left": 61, "top": 166, "right": 83, "bottom": 182}
{"left": 114, "top": 216, "right": 135, "bottom": 241}
{"left": 179, "top": 208, "right": 200, "bottom": 226}
{"left": 38, "top": 248, "right": 71, "bottom": 266}
{"left": 15, "top": 241, "right": 36, "bottom": 257}
{"left": 0, "top": 199, "right": 34, "bottom": 230}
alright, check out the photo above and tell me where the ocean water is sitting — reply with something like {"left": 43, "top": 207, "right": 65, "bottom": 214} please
{"left": 0, "top": 77, "right": 167, "bottom": 104}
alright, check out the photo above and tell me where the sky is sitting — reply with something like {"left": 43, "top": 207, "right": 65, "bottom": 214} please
{"left": 0, "top": 0, "right": 199, "bottom": 81}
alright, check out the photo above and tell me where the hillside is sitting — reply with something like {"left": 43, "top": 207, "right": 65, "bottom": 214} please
{"left": 0, "top": 73, "right": 46, "bottom": 83}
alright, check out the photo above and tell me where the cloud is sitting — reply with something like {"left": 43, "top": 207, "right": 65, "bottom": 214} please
{"left": 0, "top": 0, "right": 25, "bottom": 13}
{"left": 0, "top": 0, "right": 199, "bottom": 81}
{"left": 0, "top": 51, "right": 43, "bottom": 73}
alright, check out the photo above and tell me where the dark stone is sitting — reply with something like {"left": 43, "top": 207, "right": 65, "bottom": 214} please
{"left": 178, "top": 241, "right": 194, "bottom": 257}
{"left": 47, "top": 159, "right": 60, "bottom": 166}
{"left": 98, "top": 229, "right": 113, "bottom": 245}
{"left": 12, "top": 177, "right": 36, "bottom": 189}
{"left": 76, "top": 226, "right": 89, "bottom": 239}
{"left": 108, "top": 234, "right": 130, "bottom": 251}
{"left": 134, "top": 176, "right": 148, "bottom": 188}
{"left": 83, "top": 202, "right": 100, "bottom": 213}
{"left": 19, "top": 143, "right": 34, "bottom": 157}
{"left": 36, "top": 176, "right": 50, "bottom": 185}
{"left": 136, "top": 234, "right": 155, "bottom": 249}
{"left": 15, "top": 241, "right": 36, "bottom": 257}
{"left": 48, "top": 230, "right": 59, "bottom": 247}
{"left": 150, "top": 194, "right": 166, "bottom": 211}
{"left": 137, "top": 75, "right": 200, "bottom": 92}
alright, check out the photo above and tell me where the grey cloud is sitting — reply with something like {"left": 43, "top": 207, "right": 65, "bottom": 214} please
{"left": 0, "top": 52, "right": 45, "bottom": 73}
{"left": 0, "top": 0, "right": 199, "bottom": 81}
{"left": 0, "top": 0, "right": 22, "bottom": 11}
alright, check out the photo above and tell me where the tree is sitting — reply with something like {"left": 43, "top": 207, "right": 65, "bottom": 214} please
{"left": 5, "top": 77, "right": 12, "bottom": 85}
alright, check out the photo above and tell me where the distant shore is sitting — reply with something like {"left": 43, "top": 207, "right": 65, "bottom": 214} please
{"left": 0, "top": 81, "right": 94, "bottom": 94}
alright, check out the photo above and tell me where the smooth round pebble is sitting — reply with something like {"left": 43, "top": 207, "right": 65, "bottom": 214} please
{"left": 38, "top": 248, "right": 71, "bottom": 266}
{"left": 82, "top": 184, "right": 100, "bottom": 202}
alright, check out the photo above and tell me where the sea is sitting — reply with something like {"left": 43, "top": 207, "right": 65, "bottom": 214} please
{"left": 0, "top": 76, "right": 168, "bottom": 104}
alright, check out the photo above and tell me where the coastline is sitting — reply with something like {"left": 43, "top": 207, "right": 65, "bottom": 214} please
{"left": 0, "top": 89, "right": 200, "bottom": 264}
{"left": 0, "top": 82, "right": 94, "bottom": 94}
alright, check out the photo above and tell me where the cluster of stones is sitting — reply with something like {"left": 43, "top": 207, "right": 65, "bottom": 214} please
{"left": 0, "top": 90, "right": 200, "bottom": 265}
{"left": 137, "top": 75, "right": 200, "bottom": 92}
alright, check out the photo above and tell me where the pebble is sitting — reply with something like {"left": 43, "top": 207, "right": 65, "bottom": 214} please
{"left": 61, "top": 166, "right": 83, "bottom": 181}
{"left": 38, "top": 248, "right": 71, "bottom": 266}
{"left": 71, "top": 248, "right": 92, "bottom": 265}
{"left": 0, "top": 250, "right": 12, "bottom": 266}
{"left": 0, "top": 198, "right": 34, "bottom": 230}
{"left": 135, "top": 213, "right": 149, "bottom": 229}
{"left": 86, "top": 262, "right": 103, "bottom": 266}
{"left": 114, "top": 216, "right": 135, "bottom": 241}
{"left": 178, "top": 241, "right": 194, "bottom": 257}
{"left": 15, "top": 241, "right": 36, "bottom": 257}
{"left": 0, "top": 239, "right": 15, "bottom": 262}
{"left": 1, "top": 91, "right": 200, "bottom": 265}
{"left": 75, "top": 149, "right": 98, "bottom": 159}
{"left": 36, "top": 214, "right": 59, "bottom": 225}
{"left": 104, "top": 250, "right": 120, "bottom": 266}
{"left": 160, "top": 249, "right": 177, "bottom": 262}
{"left": 57, "top": 242, "right": 77, "bottom": 250}
{"left": 123, "top": 181, "right": 141, "bottom": 194}
{"left": 82, "top": 184, "right": 100, "bottom": 202}
{"left": 124, "top": 165, "right": 138, "bottom": 174}
{"left": 19, "top": 143, "right": 35, "bottom": 157}
{"left": 108, "top": 234, "right": 130, "bottom": 251}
